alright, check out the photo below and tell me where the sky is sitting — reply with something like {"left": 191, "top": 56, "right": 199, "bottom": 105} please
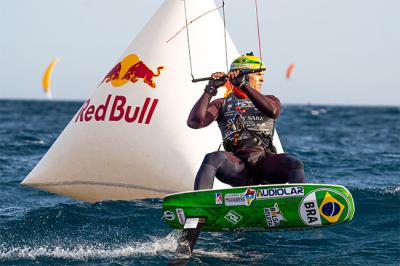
{"left": 0, "top": 0, "right": 399, "bottom": 106}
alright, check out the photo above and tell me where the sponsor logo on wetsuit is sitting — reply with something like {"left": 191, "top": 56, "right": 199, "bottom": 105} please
{"left": 224, "top": 210, "right": 243, "bottom": 225}
{"left": 256, "top": 186, "right": 304, "bottom": 200}
{"left": 246, "top": 115, "right": 264, "bottom": 121}
{"left": 225, "top": 188, "right": 256, "bottom": 206}
{"left": 264, "top": 203, "right": 287, "bottom": 227}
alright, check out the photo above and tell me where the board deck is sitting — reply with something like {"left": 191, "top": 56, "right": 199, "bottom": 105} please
{"left": 162, "top": 184, "right": 355, "bottom": 231}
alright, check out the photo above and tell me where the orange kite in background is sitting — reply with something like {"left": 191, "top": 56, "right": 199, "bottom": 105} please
{"left": 286, "top": 63, "right": 295, "bottom": 80}
{"left": 42, "top": 58, "right": 60, "bottom": 98}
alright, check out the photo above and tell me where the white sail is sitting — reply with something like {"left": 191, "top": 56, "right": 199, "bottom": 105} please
{"left": 22, "top": 0, "right": 283, "bottom": 202}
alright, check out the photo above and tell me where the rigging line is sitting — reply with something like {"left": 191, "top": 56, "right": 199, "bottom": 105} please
{"left": 222, "top": 0, "right": 229, "bottom": 73}
{"left": 183, "top": 0, "right": 195, "bottom": 80}
{"left": 254, "top": 0, "right": 263, "bottom": 66}
{"left": 166, "top": 4, "right": 224, "bottom": 43}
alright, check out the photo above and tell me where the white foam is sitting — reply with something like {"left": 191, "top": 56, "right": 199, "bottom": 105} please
{"left": 0, "top": 231, "right": 180, "bottom": 260}
{"left": 195, "top": 249, "right": 238, "bottom": 259}
{"left": 309, "top": 108, "right": 327, "bottom": 116}
{"left": 0, "top": 206, "right": 27, "bottom": 217}
{"left": 384, "top": 186, "right": 400, "bottom": 195}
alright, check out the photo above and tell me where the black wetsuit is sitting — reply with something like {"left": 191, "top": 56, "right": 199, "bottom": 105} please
{"left": 187, "top": 83, "right": 306, "bottom": 190}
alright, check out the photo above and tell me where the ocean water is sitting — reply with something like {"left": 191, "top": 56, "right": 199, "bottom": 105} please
{"left": 0, "top": 99, "right": 399, "bottom": 265}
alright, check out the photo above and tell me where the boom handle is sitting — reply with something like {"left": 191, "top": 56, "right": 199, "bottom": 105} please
{"left": 191, "top": 68, "right": 265, "bottom": 83}
{"left": 191, "top": 76, "right": 213, "bottom": 83}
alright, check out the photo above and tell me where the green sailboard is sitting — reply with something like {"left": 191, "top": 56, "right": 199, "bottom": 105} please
{"left": 163, "top": 184, "right": 355, "bottom": 231}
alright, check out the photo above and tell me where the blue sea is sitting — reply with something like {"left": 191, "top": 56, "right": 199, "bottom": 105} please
{"left": 0, "top": 99, "right": 399, "bottom": 265}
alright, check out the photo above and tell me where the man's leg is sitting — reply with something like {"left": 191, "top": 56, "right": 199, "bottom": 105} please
{"left": 253, "top": 153, "right": 306, "bottom": 184}
{"left": 194, "top": 151, "right": 248, "bottom": 190}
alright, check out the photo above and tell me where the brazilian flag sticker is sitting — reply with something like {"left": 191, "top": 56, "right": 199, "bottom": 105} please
{"left": 299, "top": 189, "right": 350, "bottom": 226}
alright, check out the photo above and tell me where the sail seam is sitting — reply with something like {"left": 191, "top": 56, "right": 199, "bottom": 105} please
{"left": 23, "top": 181, "right": 177, "bottom": 194}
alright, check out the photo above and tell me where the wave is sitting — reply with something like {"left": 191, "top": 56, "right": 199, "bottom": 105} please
{"left": 348, "top": 186, "right": 400, "bottom": 196}
{"left": 0, "top": 231, "right": 180, "bottom": 261}
{"left": 0, "top": 187, "right": 398, "bottom": 265}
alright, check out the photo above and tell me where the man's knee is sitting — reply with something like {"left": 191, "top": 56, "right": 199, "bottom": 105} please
{"left": 203, "top": 151, "right": 227, "bottom": 167}
{"left": 282, "top": 155, "right": 304, "bottom": 170}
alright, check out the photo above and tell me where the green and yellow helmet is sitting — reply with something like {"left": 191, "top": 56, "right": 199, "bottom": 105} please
{"left": 230, "top": 52, "right": 266, "bottom": 71}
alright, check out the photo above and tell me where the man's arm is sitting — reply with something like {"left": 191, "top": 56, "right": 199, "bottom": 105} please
{"left": 187, "top": 91, "right": 223, "bottom": 129}
{"left": 240, "top": 84, "right": 281, "bottom": 118}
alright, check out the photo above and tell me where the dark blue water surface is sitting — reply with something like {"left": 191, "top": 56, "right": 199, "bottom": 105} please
{"left": 0, "top": 99, "right": 399, "bottom": 265}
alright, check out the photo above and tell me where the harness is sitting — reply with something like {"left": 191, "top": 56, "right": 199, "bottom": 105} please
{"left": 217, "top": 93, "right": 277, "bottom": 154}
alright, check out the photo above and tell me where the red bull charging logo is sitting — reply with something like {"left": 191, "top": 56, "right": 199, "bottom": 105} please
{"left": 75, "top": 54, "right": 163, "bottom": 125}
{"left": 101, "top": 54, "right": 164, "bottom": 88}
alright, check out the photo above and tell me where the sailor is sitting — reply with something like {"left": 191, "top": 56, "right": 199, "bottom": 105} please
{"left": 187, "top": 52, "right": 306, "bottom": 190}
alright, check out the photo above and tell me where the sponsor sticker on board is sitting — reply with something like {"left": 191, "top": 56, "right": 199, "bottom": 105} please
{"left": 176, "top": 208, "right": 186, "bottom": 225}
{"left": 299, "top": 191, "right": 322, "bottom": 226}
{"left": 264, "top": 203, "right": 287, "bottom": 227}
{"left": 184, "top": 218, "right": 200, "bottom": 229}
{"left": 163, "top": 211, "right": 175, "bottom": 221}
{"left": 215, "top": 193, "right": 223, "bottom": 205}
{"left": 256, "top": 186, "right": 304, "bottom": 200}
{"left": 224, "top": 210, "right": 243, "bottom": 225}
{"left": 225, "top": 188, "right": 256, "bottom": 206}
{"left": 319, "top": 192, "right": 345, "bottom": 223}
{"left": 299, "top": 189, "right": 349, "bottom": 226}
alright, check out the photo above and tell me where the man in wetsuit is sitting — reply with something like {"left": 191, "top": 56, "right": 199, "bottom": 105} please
{"left": 187, "top": 53, "right": 306, "bottom": 190}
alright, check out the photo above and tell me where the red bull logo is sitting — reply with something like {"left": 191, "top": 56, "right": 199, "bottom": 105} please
{"left": 101, "top": 54, "right": 164, "bottom": 88}
{"left": 75, "top": 94, "right": 158, "bottom": 125}
{"left": 77, "top": 54, "right": 163, "bottom": 125}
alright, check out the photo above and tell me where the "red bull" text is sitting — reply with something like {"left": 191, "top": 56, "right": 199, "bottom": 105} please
{"left": 75, "top": 95, "right": 159, "bottom": 125}
{"left": 100, "top": 54, "right": 164, "bottom": 88}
